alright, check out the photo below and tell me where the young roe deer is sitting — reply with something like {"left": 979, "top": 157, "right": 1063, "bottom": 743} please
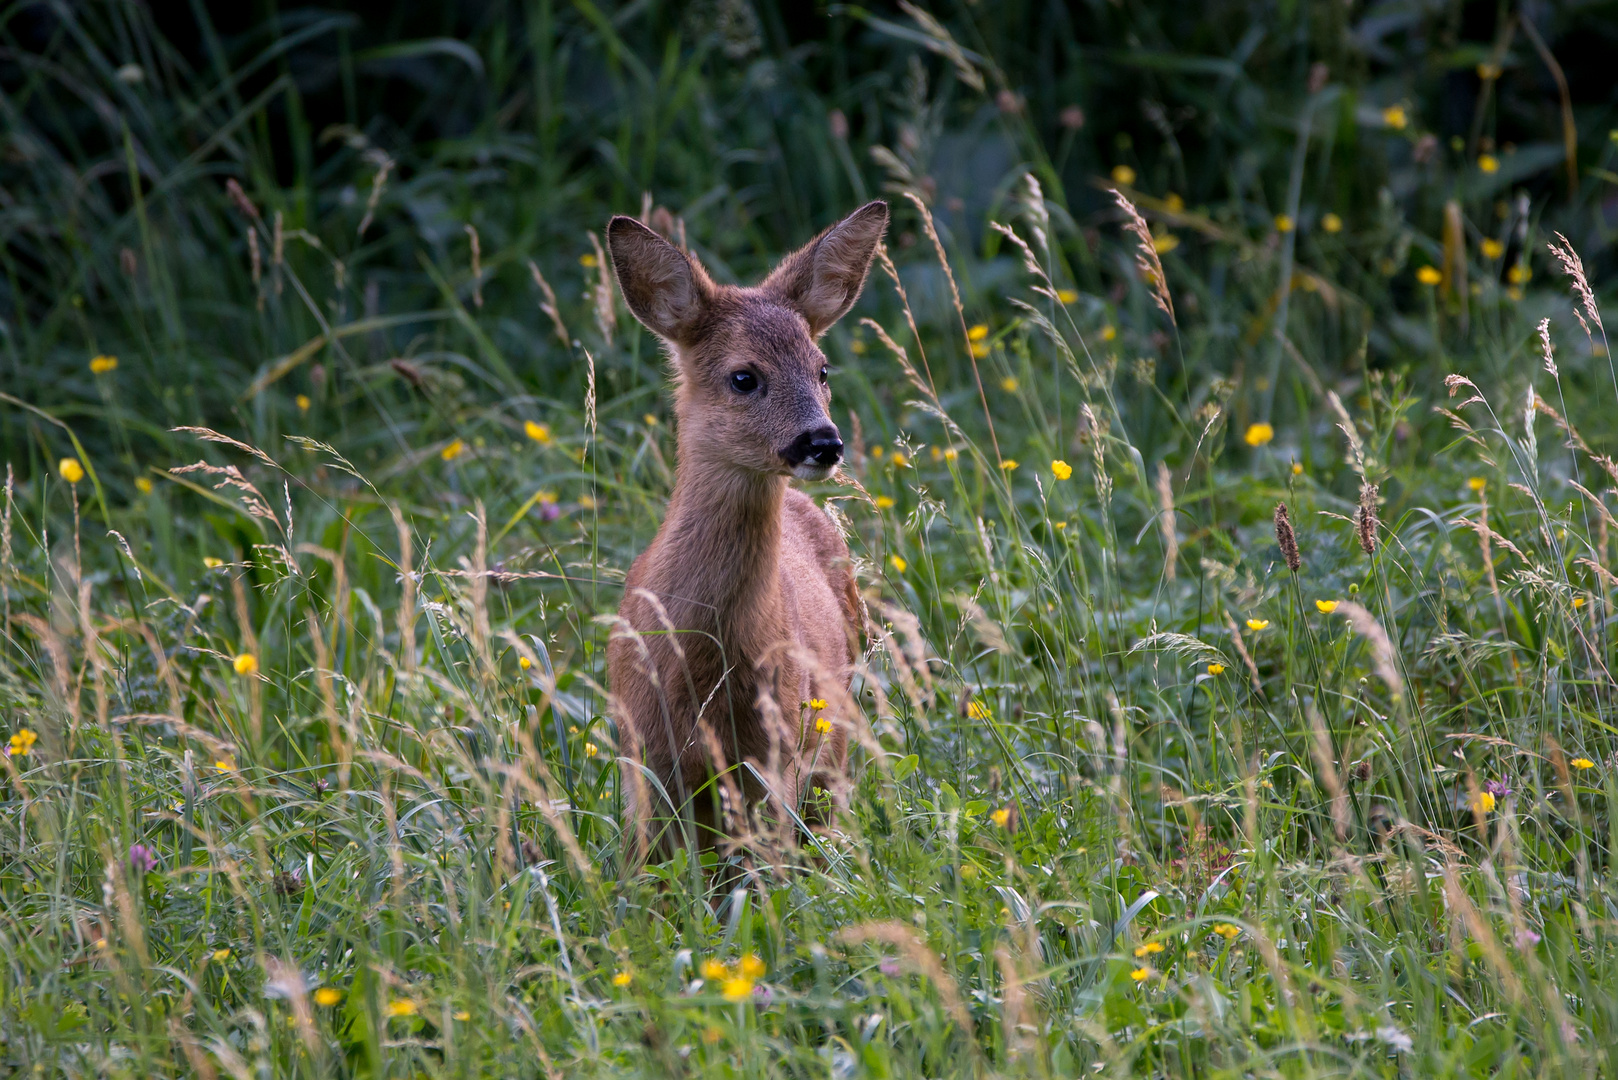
{"left": 604, "top": 201, "right": 889, "bottom": 857}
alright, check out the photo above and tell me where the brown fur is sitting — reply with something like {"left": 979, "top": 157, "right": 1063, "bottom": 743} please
{"left": 605, "top": 202, "right": 888, "bottom": 858}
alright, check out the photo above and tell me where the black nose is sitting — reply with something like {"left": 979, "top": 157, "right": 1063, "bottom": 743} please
{"left": 783, "top": 426, "right": 843, "bottom": 468}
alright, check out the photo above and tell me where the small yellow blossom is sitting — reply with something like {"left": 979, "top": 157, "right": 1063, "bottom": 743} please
{"left": 386, "top": 999, "right": 417, "bottom": 1018}
{"left": 890, "top": 555, "right": 907, "bottom": 574}
{"left": 1134, "top": 942, "right": 1164, "bottom": 957}
{"left": 295, "top": 394, "right": 311, "bottom": 412}
{"left": 8, "top": 729, "right": 38, "bottom": 757}
{"left": 1481, "top": 238, "right": 1504, "bottom": 259}
{"left": 700, "top": 959, "right": 728, "bottom": 981}
{"left": 808, "top": 698, "right": 827, "bottom": 710}
{"left": 870, "top": 445, "right": 883, "bottom": 458}
{"left": 1000, "top": 376, "right": 1019, "bottom": 392}
{"left": 1152, "top": 233, "right": 1180, "bottom": 254}
{"left": 612, "top": 971, "right": 632, "bottom": 987}
{"left": 313, "top": 987, "right": 343, "bottom": 1007}
{"left": 1571, "top": 757, "right": 1596, "bottom": 770}
{"left": 578, "top": 494, "right": 596, "bottom": 509}
{"left": 1473, "top": 790, "right": 1496, "bottom": 813}
{"left": 959, "top": 862, "right": 978, "bottom": 880}
{"left": 1130, "top": 967, "right": 1151, "bottom": 982}
{"left": 583, "top": 742, "right": 599, "bottom": 758}
{"left": 643, "top": 413, "right": 658, "bottom": 427}
{"left": 454, "top": 1011, "right": 471, "bottom": 1021}
{"left": 891, "top": 451, "right": 908, "bottom": 468}
{"left": 1417, "top": 266, "right": 1443, "bottom": 285}
{"left": 1508, "top": 263, "right": 1531, "bottom": 285}
{"left": 135, "top": 476, "right": 154, "bottom": 494}
{"left": 1101, "top": 324, "right": 1117, "bottom": 342}
{"left": 94, "top": 938, "right": 108, "bottom": 949}
{"left": 441, "top": 439, "right": 465, "bottom": 461}
{"left": 1478, "top": 154, "right": 1499, "bottom": 174}
{"left": 721, "top": 975, "right": 754, "bottom": 1001}
{"left": 212, "top": 948, "right": 231, "bottom": 962}
{"left": 1056, "top": 288, "right": 1078, "bottom": 304}
{"left": 233, "top": 653, "right": 258, "bottom": 676}
{"left": 215, "top": 759, "right": 235, "bottom": 773}
{"left": 1274, "top": 214, "right": 1294, "bottom": 233}
{"left": 1212, "top": 923, "right": 1240, "bottom": 940}
{"left": 1243, "top": 423, "right": 1274, "bottom": 447}
{"left": 579, "top": 253, "right": 597, "bottom": 268}
{"left": 1111, "top": 165, "right": 1136, "bottom": 186}
{"left": 875, "top": 495, "right": 895, "bottom": 509}
{"left": 525, "top": 420, "right": 552, "bottom": 444}
{"left": 1477, "top": 62, "right": 1501, "bottom": 81}
{"left": 943, "top": 447, "right": 958, "bottom": 461}
{"left": 1165, "top": 193, "right": 1185, "bottom": 212}
{"left": 1315, "top": 600, "right": 1339, "bottom": 614}
{"left": 1508, "top": 286, "right": 1524, "bottom": 302}
{"left": 519, "top": 656, "right": 532, "bottom": 670}
{"left": 970, "top": 341, "right": 990, "bottom": 359}
{"left": 1051, "top": 459, "right": 1072, "bottom": 480}
{"left": 1291, "top": 461, "right": 1304, "bottom": 475}
{"left": 1246, "top": 619, "right": 1269, "bottom": 632}
{"left": 1382, "top": 105, "right": 1408, "bottom": 130}
{"left": 90, "top": 355, "right": 118, "bottom": 374}
{"left": 1573, "top": 597, "right": 1586, "bottom": 610}
{"left": 1467, "top": 477, "right": 1486, "bottom": 492}
{"left": 850, "top": 339, "right": 867, "bottom": 354}
{"left": 59, "top": 458, "right": 85, "bottom": 484}
{"left": 990, "top": 807, "right": 1011, "bottom": 828}
{"left": 968, "top": 324, "right": 990, "bottom": 342}
{"left": 203, "top": 556, "right": 223, "bottom": 569}
{"left": 1206, "top": 663, "right": 1225, "bottom": 676}
{"left": 814, "top": 716, "right": 832, "bottom": 735}
{"left": 738, "top": 954, "right": 766, "bottom": 978}
{"left": 1322, "top": 213, "right": 1343, "bottom": 234}
{"left": 1000, "top": 459, "right": 1019, "bottom": 471}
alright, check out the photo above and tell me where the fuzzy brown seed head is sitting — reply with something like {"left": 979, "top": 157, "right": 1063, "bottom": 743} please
{"left": 1274, "top": 502, "right": 1301, "bottom": 573}
{"left": 1352, "top": 761, "right": 1371, "bottom": 783}
{"left": 1357, "top": 483, "right": 1380, "bottom": 555}
{"left": 271, "top": 869, "right": 304, "bottom": 897}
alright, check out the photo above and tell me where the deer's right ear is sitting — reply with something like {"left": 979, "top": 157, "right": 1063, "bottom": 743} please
{"left": 606, "top": 216, "right": 710, "bottom": 344}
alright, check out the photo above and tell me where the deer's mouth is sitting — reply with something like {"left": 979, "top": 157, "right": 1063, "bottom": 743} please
{"left": 790, "top": 461, "right": 839, "bottom": 481}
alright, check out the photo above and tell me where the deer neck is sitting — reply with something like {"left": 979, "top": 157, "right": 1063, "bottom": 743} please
{"left": 661, "top": 454, "right": 786, "bottom": 649}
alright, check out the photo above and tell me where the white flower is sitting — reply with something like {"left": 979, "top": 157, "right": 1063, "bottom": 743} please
{"left": 1376, "top": 1025, "right": 1413, "bottom": 1053}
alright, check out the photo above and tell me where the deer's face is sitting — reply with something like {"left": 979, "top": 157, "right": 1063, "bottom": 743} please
{"left": 607, "top": 202, "right": 888, "bottom": 482}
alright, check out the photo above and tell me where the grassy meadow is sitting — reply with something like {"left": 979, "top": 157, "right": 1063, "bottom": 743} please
{"left": 5, "top": 0, "right": 1618, "bottom": 1075}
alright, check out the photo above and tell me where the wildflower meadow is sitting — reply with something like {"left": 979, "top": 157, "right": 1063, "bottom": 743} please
{"left": 3, "top": 1, "right": 1618, "bottom": 1075}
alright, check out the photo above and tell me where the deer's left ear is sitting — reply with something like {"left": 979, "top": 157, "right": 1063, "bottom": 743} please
{"left": 763, "top": 201, "right": 889, "bottom": 336}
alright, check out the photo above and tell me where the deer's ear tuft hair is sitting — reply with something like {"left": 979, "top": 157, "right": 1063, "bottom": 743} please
{"left": 606, "top": 216, "right": 711, "bottom": 344}
{"left": 763, "top": 201, "right": 888, "bottom": 336}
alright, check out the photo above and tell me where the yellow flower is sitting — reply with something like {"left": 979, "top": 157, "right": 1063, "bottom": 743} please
{"left": 386, "top": 999, "right": 417, "bottom": 1018}
{"left": 1571, "top": 757, "right": 1596, "bottom": 770}
{"left": 1508, "top": 263, "right": 1531, "bottom": 285}
{"left": 721, "top": 975, "right": 756, "bottom": 1001}
{"left": 1133, "top": 942, "right": 1164, "bottom": 957}
{"left": 870, "top": 445, "right": 883, "bottom": 458}
{"left": 1416, "top": 266, "right": 1443, "bottom": 285}
{"left": 1315, "top": 600, "right": 1339, "bottom": 614}
{"left": 1246, "top": 619, "right": 1269, "bottom": 632}
{"left": 890, "top": 451, "right": 908, "bottom": 468}
{"left": 612, "top": 971, "right": 632, "bottom": 987}
{"left": 215, "top": 759, "right": 235, "bottom": 773}
{"left": 875, "top": 495, "right": 894, "bottom": 509}
{"left": 700, "top": 959, "right": 728, "bottom": 981}
{"left": 1130, "top": 967, "right": 1151, "bottom": 982}
{"left": 964, "top": 698, "right": 995, "bottom": 722}
{"left": 7, "top": 729, "right": 38, "bottom": 757}
{"left": 89, "top": 355, "right": 118, "bottom": 374}
{"left": 959, "top": 862, "right": 978, "bottom": 880}
{"left": 441, "top": 439, "right": 465, "bottom": 461}
{"left": 1206, "top": 663, "right": 1225, "bottom": 676}
{"left": 135, "top": 476, "right": 154, "bottom": 494}
{"left": 313, "top": 988, "right": 343, "bottom": 1007}
{"left": 525, "top": 420, "right": 552, "bottom": 444}
{"left": 890, "top": 555, "right": 907, "bottom": 574}
{"left": 579, "top": 253, "right": 597, "bottom": 268}
{"left": 1274, "top": 214, "right": 1294, "bottom": 233}
{"left": 643, "top": 413, "right": 658, "bottom": 427}
{"left": 1382, "top": 105, "right": 1408, "bottom": 130}
{"left": 1051, "top": 459, "right": 1072, "bottom": 480}
{"left": 1000, "top": 460, "right": 1019, "bottom": 471}
{"left": 850, "top": 339, "right": 867, "bottom": 354}
{"left": 1291, "top": 461, "right": 1304, "bottom": 475}
{"left": 1573, "top": 597, "right": 1586, "bottom": 610}
{"left": 1101, "top": 324, "right": 1117, "bottom": 342}
{"left": 1321, "top": 213, "right": 1343, "bottom": 234}
{"left": 1481, "top": 238, "right": 1504, "bottom": 259}
{"left": 814, "top": 716, "right": 832, "bottom": 735}
{"left": 1152, "top": 233, "right": 1180, "bottom": 253}
{"left": 1111, "top": 165, "right": 1136, "bottom": 187}
{"left": 967, "top": 324, "right": 990, "bottom": 342}
{"left": 1478, "top": 154, "right": 1499, "bottom": 174}
{"left": 1165, "top": 193, "right": 1185, "bottom": 212}
{"left": 1467, "top": 477, "right": 1486, "bottom": 492}
{"left": 1477, "top": 62, "right": 1501, "bottom": 81}
{"left": 1243, "top": 423, "right": 1274, "bottom": 447}
{"left": 211, "top": 948, "right": 231, "bottom": 962}
{"left": 989, "top": 807, "right": 1011, "bottom": 828}
{"left": 233, "top": 653, "right": 258, "bottom": 675}
{"left": 202, "top": 556, "right": 223, "bottom": 569}
{"left": 969, "top": 341, "right": 990, "bottom": 359}
{"left": 519, "top": 656, "right": 532, "bottom": 670}
{"left": 583, "top": 742, "right": 599, "bottom": 758}
{"left": 295, "top": 394, "right": 311, "bottom": 412}
{"left": 1000, "top": 376, "right": 1018, "bottom": 392}
{"left": 454, "top": 1011, "right": 470, "bottom": 1021}
{"left": 1473, "top": 790, "right": 1496, "bottom": 813}
{"left": 943, "top": 447, "right": 958, "bottom": 461}
{"left": 1056, "top": 288, "right": 1078, "bottom": 304}
{"left": 59, "top": 458, "right": 85, "bottom": 484}
{"left": 578, "top": 494, "right": 596, "bottom": 509}
{"left": 808, "top": 698, "right": 827, "bottom": 711}
{"left": 1212, "top": 923, "right": 1240, "bottom": 940}
{"left": 738, "top": 954, "right": 766, "bottom": 978}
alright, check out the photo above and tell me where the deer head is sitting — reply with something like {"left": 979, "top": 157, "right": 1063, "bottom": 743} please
{"left": 606, "top": 201, "right": 889, "bottom": 481}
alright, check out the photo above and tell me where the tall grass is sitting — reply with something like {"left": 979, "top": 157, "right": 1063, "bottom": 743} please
{"left": 3, "top": 2, "right": 1617, "bottom": 1076}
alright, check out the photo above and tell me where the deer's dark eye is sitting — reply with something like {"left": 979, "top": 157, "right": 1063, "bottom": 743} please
{"left": 819, "top": 365, "right": 829, "bottom": 385}
{"left": 730, "top": 370, "right": 760, "bottom": 394}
